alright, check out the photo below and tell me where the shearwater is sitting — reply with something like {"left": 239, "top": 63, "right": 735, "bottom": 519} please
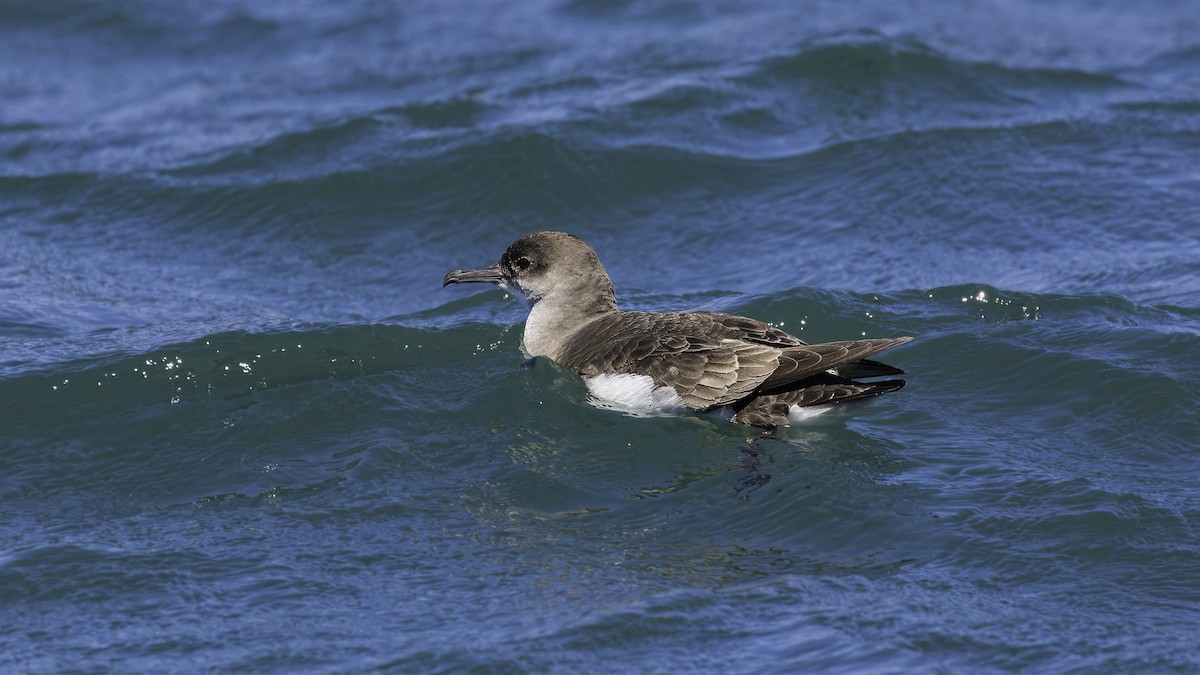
{"left": 444, "top": 231, "right": 912, "bottom": 427}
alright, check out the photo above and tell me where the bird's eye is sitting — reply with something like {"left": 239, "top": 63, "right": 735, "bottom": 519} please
{"left": 514, "top": 257, "right": 532, "bottom": 270}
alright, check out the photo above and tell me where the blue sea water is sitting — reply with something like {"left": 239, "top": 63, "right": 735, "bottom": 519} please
{"left": 2, "top": 0, "right": 1200, "bottom": 671}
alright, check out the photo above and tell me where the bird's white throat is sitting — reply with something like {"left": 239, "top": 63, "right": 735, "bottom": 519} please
{"left": 522, "top": 296, "right": 605, "bottom": 360}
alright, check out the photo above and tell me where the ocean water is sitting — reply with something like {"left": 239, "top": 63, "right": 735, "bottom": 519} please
{"left": 3, "top": 0, "right": 1200, "bottom": 671}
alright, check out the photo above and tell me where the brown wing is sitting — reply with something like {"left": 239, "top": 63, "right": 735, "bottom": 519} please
{"left": 554, "top": 312, "right": 912, "bottom": 416}
{"left": 555, "top": 312, "right": 784, "bottom": 410}
{"left": 688, "top": 311, "right": 806, "bottom": 347}
{"left": 757, "top": 337, "right": 914, "bottom": 395}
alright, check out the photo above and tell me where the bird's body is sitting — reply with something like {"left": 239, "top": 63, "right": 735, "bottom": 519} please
{"left": 444, "top": 231, "right": 912, "bottom": 428}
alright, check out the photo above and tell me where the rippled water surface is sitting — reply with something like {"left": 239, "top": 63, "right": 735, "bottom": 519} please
{"left": 3, "top": 0, "right": 1200, "bottom": 671}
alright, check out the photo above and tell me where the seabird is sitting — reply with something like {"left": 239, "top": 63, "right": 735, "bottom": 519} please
{"left": 443, "top": 231, "right": 913, "bottom": 427}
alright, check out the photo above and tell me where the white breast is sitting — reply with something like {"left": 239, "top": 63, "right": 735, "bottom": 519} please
{"left": 585, "top": 373, "right": 687, "bottom": 415}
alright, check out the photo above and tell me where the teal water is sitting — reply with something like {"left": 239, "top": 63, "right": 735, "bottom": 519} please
{"left": 3, "top": 1, "right": 1200, "bottom": 672}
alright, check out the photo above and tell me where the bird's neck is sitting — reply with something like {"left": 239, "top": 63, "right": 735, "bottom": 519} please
{"left": 522, "top": 282, "right": 617, "bottom": 361}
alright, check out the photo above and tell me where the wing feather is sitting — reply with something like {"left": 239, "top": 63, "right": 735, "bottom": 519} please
{"left": 758, "top": 337, "right": 914, "bottom": 394}
{"left": 556, "top": 313, "right": 783, "bottom": 410}
{"left": 552, "top": 311, "right": 912, "bottom": 421}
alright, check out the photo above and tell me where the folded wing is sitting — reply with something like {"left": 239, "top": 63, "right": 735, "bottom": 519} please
{"left": 555, "top": 312, "right": 912, "bottom": 416}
